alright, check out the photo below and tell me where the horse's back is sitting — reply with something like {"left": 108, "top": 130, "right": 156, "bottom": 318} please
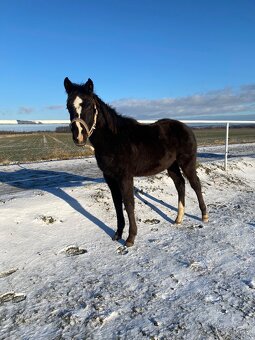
{"left": 127, "top": 117, "right": 197, "bottom": 158}
{"left": 151, "top": 118, "right": 196, "bottom": 148}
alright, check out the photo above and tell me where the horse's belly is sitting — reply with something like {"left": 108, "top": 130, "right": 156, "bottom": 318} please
{"left": 134, "top": 157, "right": 174, "bottom": 177}
{"left": 96, "top": 151, "right": 175, "bottom": 178}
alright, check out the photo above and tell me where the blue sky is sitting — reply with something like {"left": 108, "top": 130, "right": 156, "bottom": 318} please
{"left": 1, "top": 0, "right": 255, "bottom": 121}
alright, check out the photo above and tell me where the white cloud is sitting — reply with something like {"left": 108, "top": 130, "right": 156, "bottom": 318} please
{"left": 111, "top": 84, "right": 255, "bottom": 120}
{"left": 18, "top": 106, "right": 34, "bottom": 114}
{"left": 45, "top": 105, "right": 65, "bottom": 111}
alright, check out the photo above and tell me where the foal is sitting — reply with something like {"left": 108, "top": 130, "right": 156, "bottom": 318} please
{"left": 64, "top": 77, "right": 208, "bottom": 246}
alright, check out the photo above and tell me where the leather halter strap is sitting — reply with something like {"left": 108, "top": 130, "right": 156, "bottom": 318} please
{"left": 70, "top": 104, "right": 98, "bottom": 138}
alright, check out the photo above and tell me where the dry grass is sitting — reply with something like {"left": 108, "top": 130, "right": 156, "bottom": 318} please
{"left": 0, "top": 127, "right": 254, "bottom": 164}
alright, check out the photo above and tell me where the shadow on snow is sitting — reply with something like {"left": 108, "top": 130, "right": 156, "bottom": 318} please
{"left": 1, "top": 163, "right": 204, "bottom": 240}
{"left": 0, "top": 166, "right": 115, "bottom": 239}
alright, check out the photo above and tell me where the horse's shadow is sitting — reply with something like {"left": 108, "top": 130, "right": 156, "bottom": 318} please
{"left": 134, "top": 188, "right": 201, "bottom": 223}
{"left": 1, "top": 165, "right": 201, "bottom": 241}
{"left": 197, "top": 152, "right": 255, "bottom": 160}
{"left": 197, "top": 152, "right": 224, "bottom": 160}
{"left": 0, "top": 166, "right": 115, "bottom": 239}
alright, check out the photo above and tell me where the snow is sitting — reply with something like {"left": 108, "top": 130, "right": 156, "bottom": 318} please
{"left": 0, "top": 151, "right": 255, "bottom": 339}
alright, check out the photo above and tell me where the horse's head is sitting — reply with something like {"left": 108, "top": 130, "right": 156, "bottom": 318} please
{"left": 64, "top": 77, "right": 98, "bottom": 146}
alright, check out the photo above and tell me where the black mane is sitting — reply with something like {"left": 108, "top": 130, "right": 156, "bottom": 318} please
{"left": 93, "top": 94, "right": 138, "bottom": 134}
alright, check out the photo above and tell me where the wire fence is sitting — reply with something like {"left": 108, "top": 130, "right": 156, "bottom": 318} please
{"left": 0, "top": 120, "right": 254, "bottom": 167}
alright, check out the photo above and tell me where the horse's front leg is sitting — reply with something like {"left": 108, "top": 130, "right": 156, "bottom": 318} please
{"left": 120, "top": 177, "right": 137, "bottom": 247}
{"left": 104, "top": 174, "right": 125, "bottom": 241}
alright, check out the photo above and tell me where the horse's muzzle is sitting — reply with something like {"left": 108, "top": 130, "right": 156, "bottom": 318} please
{"left": 72, "top": 131, "right": 88, "bottom": 147}
{"left": 73, "top": 140, "right": 87, "bottom": 147}
{"left": 70, "top": 119, "right": 89, "bottom": 147}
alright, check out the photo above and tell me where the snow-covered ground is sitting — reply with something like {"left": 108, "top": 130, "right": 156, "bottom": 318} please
{"left": 0, "top": 148, "right": 255, "bottom": 339}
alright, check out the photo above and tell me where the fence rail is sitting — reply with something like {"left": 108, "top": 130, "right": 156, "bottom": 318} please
{"left": 0, "top": 120, "right": 255, "bottom": 170}
{"left": 1, "top": 119, "right": 255, "bottom": 125}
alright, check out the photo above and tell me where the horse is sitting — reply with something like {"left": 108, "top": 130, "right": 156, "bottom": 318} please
{"left": 64, "top": 77, "right": 208, "bottom": 247}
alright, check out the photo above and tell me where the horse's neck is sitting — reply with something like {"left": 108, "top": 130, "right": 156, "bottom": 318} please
{"left": 90, "top": 99, "right": 137, "bottom": 152}
{"left": 89, "top": 108, "right": 116, "bottom": 151}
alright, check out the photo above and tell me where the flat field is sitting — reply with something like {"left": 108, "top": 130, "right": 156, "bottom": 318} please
{"left": 0, "top": 127, "right": 254, "bottom": 164}
{"left": 0, "top": 132, "right": 93, "bottom": 164}
{"left": 194, "top": 127, "right": 255, "bottom": 145}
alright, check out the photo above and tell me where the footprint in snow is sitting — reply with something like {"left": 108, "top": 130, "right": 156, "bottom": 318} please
{"left": 61, "top": 245, "right": 87, "bottom": 256}
{"left": 0, "top": 292, "right": 26, "bottom": 304}
{"left": 143, "top": 218, "right": 160, "bottom": 225}
{"left": 0, "top": 268, "right": 18, "bottom": 278}
{"left": 187, "top": 224, "right": 204, "bottom": 230}
{"left": 189, "top": 260, "right": 208, "bottom": 272}
{"left": 245, "top": 279, "right": 255, "bottom": 289}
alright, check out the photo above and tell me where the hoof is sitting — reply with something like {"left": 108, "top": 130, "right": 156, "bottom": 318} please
{"left": 202, "top": 214, "right": 209, "bottom": 223}
{"left": 175, "top": 218, "right": 182, "bottom": 225}
{"left": 125, "top": 240, "right": 134, "bottom": 247}
{"left": 112, "top": 233, "right": 122, "bottom": 241}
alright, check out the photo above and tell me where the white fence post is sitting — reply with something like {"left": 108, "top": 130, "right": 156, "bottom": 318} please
{"left": 224, "top": 122, "right": 230, "bottom": 170}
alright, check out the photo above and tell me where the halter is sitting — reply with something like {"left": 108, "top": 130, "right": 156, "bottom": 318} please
{"left": 70, "top": 104, "right": 98, "bottom": 138}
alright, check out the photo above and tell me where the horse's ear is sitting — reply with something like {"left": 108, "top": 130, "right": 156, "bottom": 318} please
{"left": 64, "top": 77, "right": 73, "bottom": 94}
{"left": 84, "top": 78, "right": 94, "bottom": 94}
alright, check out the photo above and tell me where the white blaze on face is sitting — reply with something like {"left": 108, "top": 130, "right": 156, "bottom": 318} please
{"left": 73, "top": 96, "right": 84, "bottom": 143}
{"left": 73, "top": 96, "right": 83, "bottom": 118}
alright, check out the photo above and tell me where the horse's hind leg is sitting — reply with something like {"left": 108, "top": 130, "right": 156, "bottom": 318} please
{"left": 180, "top": 157, "right": 209, "bottom": 222}
{"left": 104, "top": 174, "right": 125, "bottom": 240}
{"left": 167, "top": 161, "right": 186, "bottom": 224}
